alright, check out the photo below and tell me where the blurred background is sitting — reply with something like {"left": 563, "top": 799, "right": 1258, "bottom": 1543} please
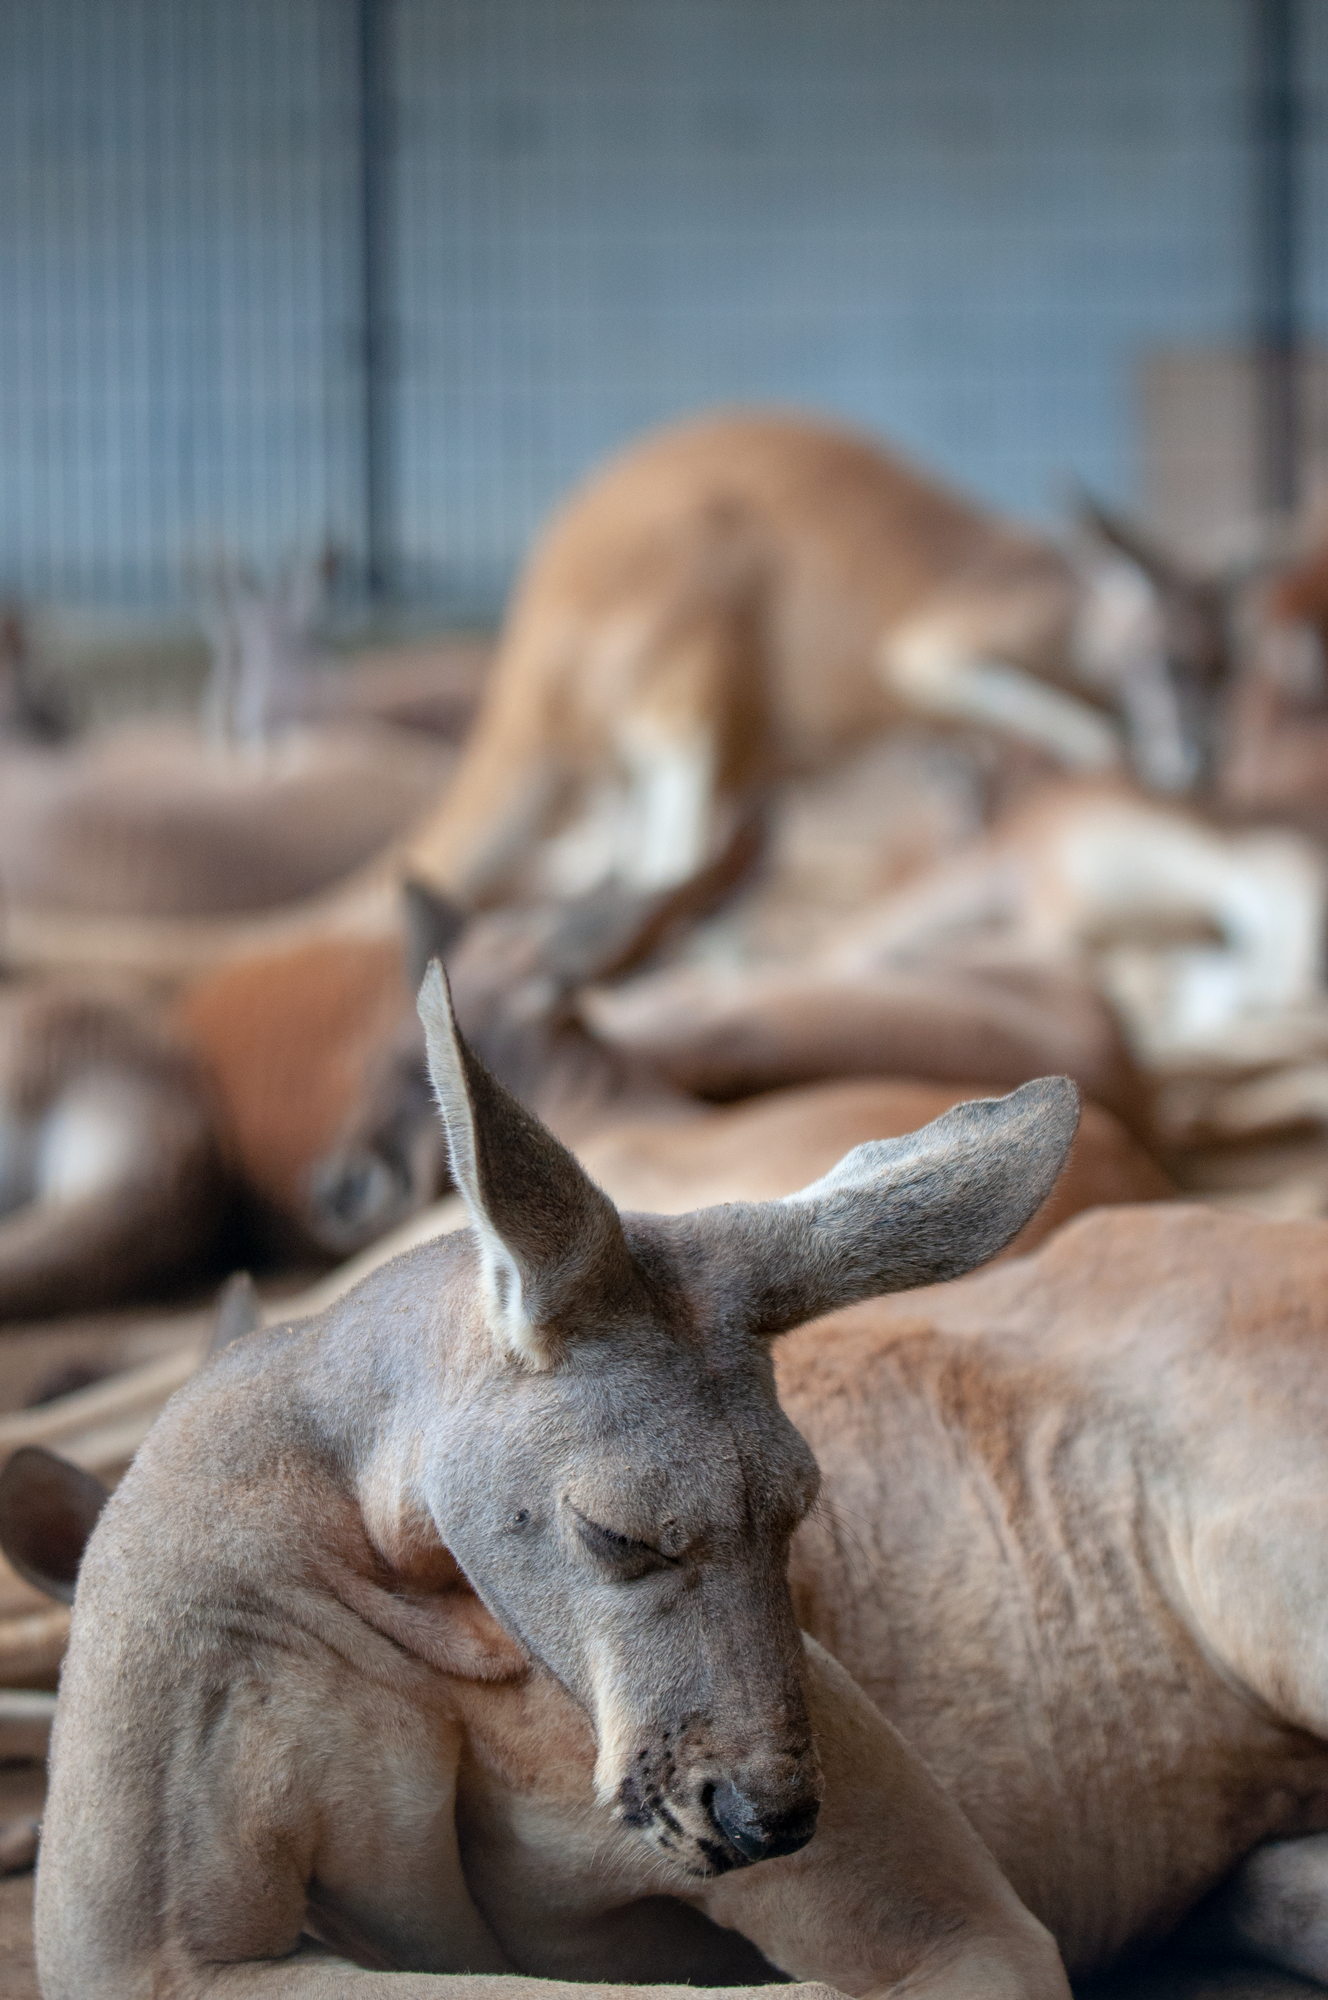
{"left": 1, "top": 0, "right": 1325, "bottom": 671}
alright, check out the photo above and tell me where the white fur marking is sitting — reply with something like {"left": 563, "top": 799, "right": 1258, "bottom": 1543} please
{"left": 618, "top": 722, "right": 717, "bottom": 889}
{"left": 880, "top": 628, "right": 1122, "bottom": 770}
{"left": 35, "top": 1076, "right": 151, "bottom": 1204}
{"left": 1073, "top": 558, "right": 1193, "bottom": 791}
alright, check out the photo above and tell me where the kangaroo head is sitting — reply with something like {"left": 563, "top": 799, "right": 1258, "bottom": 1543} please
{"left": 1075, "top": 492, "right": 1233, "bottom": 792}
{"left": 308, "top": 846, "right": 760, "bottom": 1253}
{"left": 412, "top": 963, "right": 1079, "bottom": 1878}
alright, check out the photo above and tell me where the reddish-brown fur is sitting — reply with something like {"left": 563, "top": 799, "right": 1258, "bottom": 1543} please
{"left": 403, "top": 411, "right": 1105, "bottom": 903}
{"left": 173, "top": 936, "right": 411, "bottom": 1232}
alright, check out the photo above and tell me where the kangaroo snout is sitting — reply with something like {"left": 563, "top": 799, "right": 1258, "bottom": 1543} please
{"left": 707, "top": 1772, "right": 821, "bottom": 1864}
{"left": 613, "top": 1721, "right": 822, "bottom": 1877}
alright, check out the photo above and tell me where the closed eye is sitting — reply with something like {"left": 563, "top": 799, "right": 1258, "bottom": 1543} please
{"left": 571, "top": 1508, "right": 671, "bottom": 1577}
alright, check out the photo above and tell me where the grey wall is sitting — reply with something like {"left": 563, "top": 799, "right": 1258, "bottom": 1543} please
{"left": 1, "top": 0, "right": 1325, "bottom": 615}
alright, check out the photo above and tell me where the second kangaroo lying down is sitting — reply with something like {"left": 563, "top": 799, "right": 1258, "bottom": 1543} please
{"left": 35, "top": 978, "right": 1078, "bottom": 1999}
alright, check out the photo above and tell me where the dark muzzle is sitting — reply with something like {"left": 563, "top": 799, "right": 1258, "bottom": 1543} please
{"left": 708, "top": 1776, "right": 820, "bottom": 1865}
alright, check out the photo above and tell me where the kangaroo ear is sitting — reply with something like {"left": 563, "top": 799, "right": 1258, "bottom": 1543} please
{"left": 417, "top": 961, "right": 637, "bottom": 1367}
{"left": 208, "top": 1270, "right": 262, "bottom": 1357}
{"left": 678, "top": 1077, "right": 1080, "bottom": 1340}
{"left": 0, "top": 1446, "right": 109, "bottom": 1606}
{"left": 402, "top": 878, "right": 470, "bottom": 991}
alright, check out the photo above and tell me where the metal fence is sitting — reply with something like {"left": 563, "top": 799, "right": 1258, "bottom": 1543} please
{"left": 1, "top": 0, "right": 1325, "bottom": 619}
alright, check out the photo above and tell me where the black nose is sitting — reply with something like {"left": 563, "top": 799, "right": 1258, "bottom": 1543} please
{"left": 709, "top": 1778, "right": 820, "bottom": 1864}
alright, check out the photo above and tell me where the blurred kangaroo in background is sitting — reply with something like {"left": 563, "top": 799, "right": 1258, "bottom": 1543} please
{"left": 305, "top": 869, "right": 1169, "bottom": 1256}
{"left": 404, "top": 409, "right": 1232, "bottom": 905}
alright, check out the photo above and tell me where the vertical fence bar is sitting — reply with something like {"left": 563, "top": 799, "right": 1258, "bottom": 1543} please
{"left": 1251, "top": 0, "right": 1302, "bottom": 515}
{"left": 357, "top": 0, "right": 393, "bottom": 600}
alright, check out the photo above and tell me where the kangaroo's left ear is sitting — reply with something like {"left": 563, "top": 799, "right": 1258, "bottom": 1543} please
{"left": 0, "top": 1446, "right": 109, "bottom": 1605}
{"left": 417, "top": 961, "right": 639, "bottom": 1369}
{"left": 670, "top": 1076, "right": 1080, "bottom": 1341}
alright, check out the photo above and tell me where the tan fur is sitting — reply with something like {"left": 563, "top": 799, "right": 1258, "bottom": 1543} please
{"left": 580, "top": 954, "right": 1151, "bottom": 1141}
{"left": 0, "top": 721, "right": 452, "bottom": 980}
{"left": 776, "top": 1202, "right": 1328, "bottom": 1981}
{"left": 32, "top": 1150, "right": 1328, "bottom": 1987}
{"left": 174, "top": 935, "right": 412, "bottom": 1231}
{"left": 403, "top": 411, "right": 1120, "bottom": 903}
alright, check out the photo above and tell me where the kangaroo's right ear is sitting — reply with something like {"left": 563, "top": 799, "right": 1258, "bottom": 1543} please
{"left": 402, "top": 878, "right": 470, "bottom": 990}
{"left": 675, "top": 1077, "right": 1080, "bottom": 1340}
{"left": 0, "top": 1446, "right": 109, "bottom": 1606}
{"left": 417, "top": 961, "right": 638, "bottom": 1370}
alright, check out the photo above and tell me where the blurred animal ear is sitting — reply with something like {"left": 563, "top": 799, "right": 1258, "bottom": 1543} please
{"left": 417, "top": 962, "right": 637, "bottom": 1368}
{"left": 0, "top": 1446, "right": 108, "bottom": 1606}
{"left": 402, "top": 878, "right": 469, "bottom": 990}
{"left": 1074, "top": 491, "right": 1195, "bottom": 593}
{"left": 207, "top": 1270, "right": 261, "bottom": 1357}
{"left": 537, "top": 802, "right": 766, "bottom": 996}
{"left": 677, "top": 1077, "right": 1079, "bottom": 1341}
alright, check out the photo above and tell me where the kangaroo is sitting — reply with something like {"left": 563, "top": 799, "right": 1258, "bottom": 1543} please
{"left": 402, "top": 410, "right": 1231, "bottom": 905}
{"left": 1219, "top": 526, "right": 1328, "bottom": 845}
{"left": 27, "top": 1049, "right": 1328, "bottom": 1990}
{"left": 0, "top": 719, "right": 453, "bottom": 925}
{"left": 0, "top": 831, "right": 1166, "bottom": 1321}
{"left": 783, "top": 775, "right": 1328, "bottom": 1078}
{"left": 579, "top": 951, "right": 1150, "bottom": 1142}
{"left": 0, "top": 983, "right": 224, "bottom": 1322}
{"left": 306, "top": 878, "right": 1169, "bottom": 1256}
{"left": 33, "top": 981, "right": 1077, "bottom": 1998}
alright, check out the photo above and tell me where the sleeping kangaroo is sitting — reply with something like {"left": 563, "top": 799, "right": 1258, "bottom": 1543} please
{"left": 33, "top": 977, "right": 1079, "bottom": 1998}
{"left": 27, "top": 1032, "right": 1328, "bottom": 1991}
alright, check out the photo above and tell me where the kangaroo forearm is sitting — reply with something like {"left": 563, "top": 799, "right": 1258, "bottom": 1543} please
{"left": 698, "top": 1639, "right": 1070, "bottom": 2000}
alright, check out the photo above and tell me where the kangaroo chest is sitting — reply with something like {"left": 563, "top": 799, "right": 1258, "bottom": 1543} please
{"left": 450, "top": 1677, "right": 776, "bottom": 1985}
